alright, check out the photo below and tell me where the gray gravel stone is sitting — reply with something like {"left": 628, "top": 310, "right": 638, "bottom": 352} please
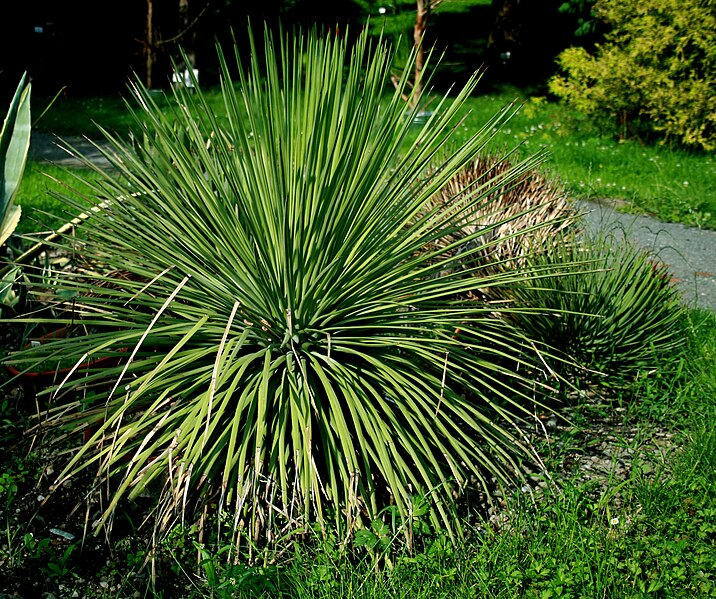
{"left": 578, "top": 199, "right": 716, "bottom": 311}
{"left": 29, "top": 132, "right": 114, "bottom": 169}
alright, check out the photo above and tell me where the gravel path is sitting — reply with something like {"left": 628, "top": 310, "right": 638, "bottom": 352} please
{"left": 577, "top": 200, "right": 716, "bottom": 312}
{"left": 29, "top": 132, "right": 716, "bottom": 311}
{"left": 30, "top": 131, "right": 114, "bottom": 169}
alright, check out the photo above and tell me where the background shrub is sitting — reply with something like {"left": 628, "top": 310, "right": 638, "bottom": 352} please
{"left": 549, "top": 0, "right": 716, "bottom": 151}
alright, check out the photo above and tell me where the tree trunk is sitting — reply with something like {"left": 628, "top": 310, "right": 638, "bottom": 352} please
{"left": 413, "top": 0, "right": 431, "bottom": 103}
{"left": 146, "top": 0, "right": 155, "bottom": 89}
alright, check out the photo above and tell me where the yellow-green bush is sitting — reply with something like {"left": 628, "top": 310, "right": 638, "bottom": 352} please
{"left": 549, "top": 0, "right": 716, "bottom": 151}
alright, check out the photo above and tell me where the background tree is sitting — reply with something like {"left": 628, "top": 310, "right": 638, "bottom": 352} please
{"left": 140, "top": 0, "right": 210, "bottom": 89}
{"left": 557, "top": 0, "right": 599, "bottom": 37}
{"left": 413, "top": 1, "right": 441, "bottom": 101}
{"left": 360, "top": 0, "right": 588, "bottom": 92}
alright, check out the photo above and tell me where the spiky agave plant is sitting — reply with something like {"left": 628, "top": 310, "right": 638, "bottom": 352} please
{"left": 431, "top": 155, "right": 578, "bottom": 269}
{"left": 7, "top": 29, "right": 563, "bottom": 544}
{"left": 0, "top": 72, "right": 31, "bottom": 247}
{"left": 423, "top": 154, "right": 580, "bottom": 301}
{"left": 507, "top": 231, "right": 686, "bottom": 386}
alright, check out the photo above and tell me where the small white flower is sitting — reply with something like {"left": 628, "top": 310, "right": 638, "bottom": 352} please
{"left": 683, "top": 181, "right": 689, "bottom": 186}
{"left": 610, "top": 516, "right": 620, "bottom": 526}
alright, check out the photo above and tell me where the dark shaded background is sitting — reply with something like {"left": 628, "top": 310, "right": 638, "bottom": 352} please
{"left": 0, "top": 1, "right": 590, "bottom": 102}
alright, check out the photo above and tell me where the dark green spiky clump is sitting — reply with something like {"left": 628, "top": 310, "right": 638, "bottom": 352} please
{"left": 507, "top": 233, "right": 686, "bottom": 385}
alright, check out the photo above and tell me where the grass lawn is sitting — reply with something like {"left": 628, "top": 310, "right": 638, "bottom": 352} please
{"left": 13, "top": 163, "right": 101, "bottom": 235}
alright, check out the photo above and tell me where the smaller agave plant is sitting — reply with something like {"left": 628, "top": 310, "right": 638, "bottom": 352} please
{"left": 6, "top": 29, "right": 570, "bottom": 548}
{"left": 428, "top": 158, "right": 685, "bottom": 386}
{"left": 507, "top": 231, "right": 686, "bottom": 385}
